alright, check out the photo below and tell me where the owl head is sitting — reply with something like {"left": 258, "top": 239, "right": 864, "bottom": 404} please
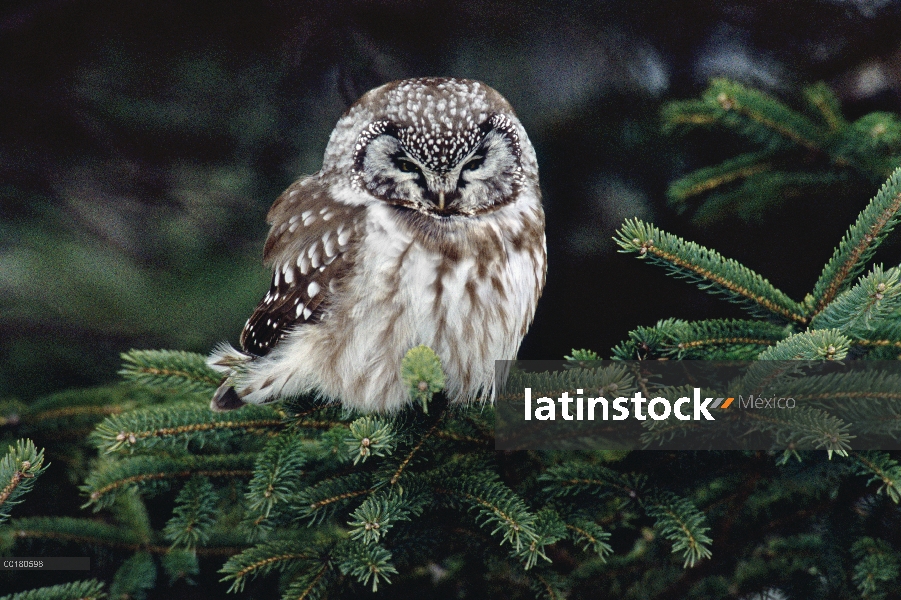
{"left": 322, "top": 78, "right": 538, "bottom": 217}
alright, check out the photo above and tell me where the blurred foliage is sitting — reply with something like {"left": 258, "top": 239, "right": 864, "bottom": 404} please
{"left": 0, "top": 439, "right": 47, "bottom": 524}
{"left": 663, "top": 79, "right": 901, "bottom": 223}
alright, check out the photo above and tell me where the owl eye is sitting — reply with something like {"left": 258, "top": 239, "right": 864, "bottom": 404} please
{"left": 395, "top": 157, "right": 422, "bottom": 175}
{"left": 462, "top": 155, "right": 485, "bottom": 171}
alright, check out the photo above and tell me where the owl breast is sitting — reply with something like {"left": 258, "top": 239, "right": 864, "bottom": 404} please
{"left": 244, "top": 194, "right": 545, "bottom": 412}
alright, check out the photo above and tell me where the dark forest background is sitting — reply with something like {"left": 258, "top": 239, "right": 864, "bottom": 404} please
{"left": 3, "top": 0, "right": 901, "bottom": 399}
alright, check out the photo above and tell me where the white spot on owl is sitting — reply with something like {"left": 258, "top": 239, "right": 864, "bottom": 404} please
{"left": 323, "top": 236, "right": 337, "bottom": 258}
{"left": 297, "top": 253, "right": 311, "bottom": 275}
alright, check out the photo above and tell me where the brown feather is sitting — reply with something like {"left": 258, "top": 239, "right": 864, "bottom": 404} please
{"left": 240, "top": 178, "right": 365, "bottom": 356}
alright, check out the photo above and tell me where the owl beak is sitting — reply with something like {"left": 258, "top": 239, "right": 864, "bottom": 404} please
{"left": 425, "top": 174, "right": 457, "bottom": 212}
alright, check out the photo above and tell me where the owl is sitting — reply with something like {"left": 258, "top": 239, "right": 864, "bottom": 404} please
{"left": 208, "top": 77, "right": 546, "bottom": 413}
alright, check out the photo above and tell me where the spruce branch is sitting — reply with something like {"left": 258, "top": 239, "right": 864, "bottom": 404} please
{"left": 2, "top": 516, "right": 146, "bottom": 554}
{"left": 91, "top": 402, "right": 284, "bottom": 454}
{"left": 514, "top": 508, "right": 566, "bottom": 569}
{"left": 610, "top": 319, "right": 681, "bottom": 360}
{"left": 434, "top": 475, "right": 539, "bottom": 555}
{"left": 851, "top": 537, "right": 901, "bottom": 600}
{"left": 703, "top": 78, "right": 824, "bottom": 150}
{"left": 852, "top": 451, "right": 901, "bottom": 503}
{"left": 281, "top": 561, "right": 332, "bottom": 600}
{"left": 347, "top": 489, "right": 413, "bottom": 544}
{"left": 315, "top": 426, "right": 358, "bottom": 465}
{"left": 563, "top": 348, "right": 601, "bottom": 366}
{"left": 160, "top": 548, "right": 199, "bottom": 585}
{"left": 0, "top": 579, "right": 106, "bottom": 600}
{"left": 244, "top": 432, "right": 310, "bottom": 534}
{"left": 639, "top": 386, "right": 711, "bottom": 447}
{"left": 848, "top": 319, "right": 901, "bottom": 357}
{"left": 400, "top": 345, "right": 446, "bottom": 413}
{"left": 853, "top": 339, "right": 901, "bottom": 358}
{"left": 691, "top": 171, "right": 852, "bottom": 226}
{"left": 281, "top": 398, "right": 347, "bottom": 430}
{"left": 755, "top": 329, "right": 849, "bottom": 361}
{"left": 110, "top": 488, "right": 152, "bottom": 541}
{"left": 163, "top": 476, "right": 218, "bottom": 550}
{"left": 749, "top": 406, "right": 855, "bottom": 459}
{"left": 645, "top": 493, "right": 712, "bottom": 568}
{"left": 852, "top": 113, "right": 901, "bottom": 151}
{"left": 809, "top": 265, "right": 901, "bottom": 335}
{"left": 346, "top": 416, "right": 397, "bottom": 465}
{"left": 615, "top": 218, "right": 806, "bottom": 323}
{"left": 540, "top": 461, "right": 644, "bottom": 503}
{"left": 2, "top": 516, "right": 243, "bottom": 558}
{"left": 0, "top": 439, "right": 47, "bottom": 524}
{"left": 662, "top": 80, "right": 899, "bottom": 222}
{"left": 17, "top": 385, "right": 170, "bottom": 438}
{"left": 664, "top": 78, "right": 823, "bottom": 151}
{"left": 661, "top": 98, "right": 720, "bottom": 131}
{"left": 726, "top": 534, "right": 826, "bottom": 593}
{"left": 433, "top": 413, "right": 493, "bottom": 447}
{"left": 387, "top": 418, "right": 441, "bottom": 487}
{"left": 564, "top": 519, "right": 613, "bottom": 560}
{"left": 611, "top": 318, "right": 788, "bottom": 360}
{"left": 502, "top": 364, "right": 637, "bottom": 404}
{"left": 762, "top": 370, "right": 901, "bottom": 440}
{"left": 526, "top": 569, "right": 567, "bottom": 600}
{"left": 220, "top": 539, "right": 317, "bottom": 593}
{"left": 666, "top": 151, "right": 773, "bottom": 206}
{"left": 119, "top": 349, "right": 221, "bottom": 394}
{"left": 838, "top": 112, "right": 901, "bottom": 178}
{"left": 785, "top": 370, "right": 901, "bottom": 405}
{"left": 293, "top": 472, "right": 373, "bottom": 524}
{"left": 733, "top": 331, "right": 849, "bottom": 411}
{"left": 667, "top": 319, "right": 789, "bottom": 359}
{"left": 335, "top": 541, "right": 398, "bottom": 592}
{"left": 810, "top": 166, "right": 901, "bottom": 314}
{"left": 803, "top": 81, "right": 846, "bottom": 131}
{"left": 82, "top": 454, "right": 257, "bottom": 510}
{"left": 109, "top": 551, "right": 156, "bottom": 600}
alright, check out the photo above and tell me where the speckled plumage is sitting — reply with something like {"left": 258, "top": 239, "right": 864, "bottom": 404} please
{"left": 208, "top": 77, "right": 546, "bottom": 413}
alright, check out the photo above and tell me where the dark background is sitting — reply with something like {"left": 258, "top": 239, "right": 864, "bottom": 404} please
{"left": 3, "top": 0, "right": 901, "bottom": 400}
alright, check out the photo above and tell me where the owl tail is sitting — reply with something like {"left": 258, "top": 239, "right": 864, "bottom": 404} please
{"left": 207, "top": 343, "right": 252, "bottom": 412}
{"left": 211, "top": 382, "right": 245, "bottom": 412}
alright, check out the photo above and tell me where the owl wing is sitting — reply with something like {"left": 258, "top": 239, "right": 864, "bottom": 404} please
{"left": 240, "top": 178, "right": 365, "bottom": 356}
